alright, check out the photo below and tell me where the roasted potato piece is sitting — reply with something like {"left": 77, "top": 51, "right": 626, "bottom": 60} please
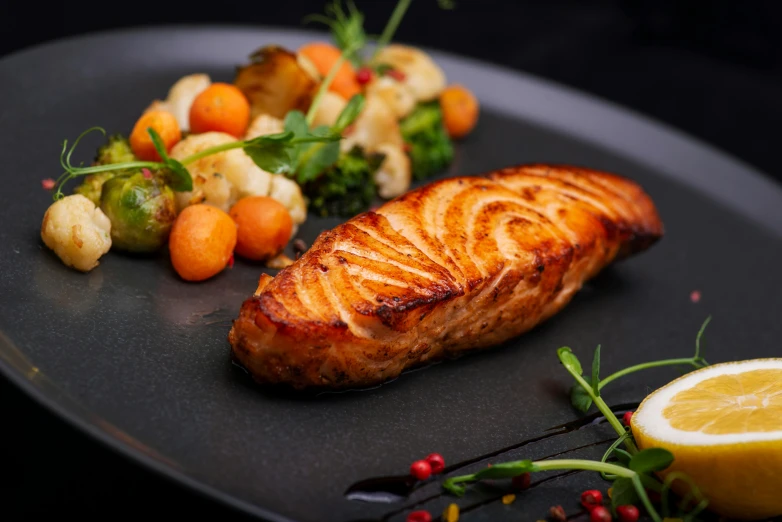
{"left": 234, "top": 46, "right": 318, "bottom": 120}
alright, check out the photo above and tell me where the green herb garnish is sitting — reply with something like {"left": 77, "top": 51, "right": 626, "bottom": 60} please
{"left": 441, "top": 318, "right": 714, "bottom": 522}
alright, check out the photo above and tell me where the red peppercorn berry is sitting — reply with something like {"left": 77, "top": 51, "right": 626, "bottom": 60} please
{"left": 616, "top": 505, "right": 640, "bottom": 522}
{"left": 425, "top": 453, "right": 445, "bottom": 474}
{"left": 589, "top": 506, "right": 612, "bottom": 522}
{"left": 622, "top": 411, "right": 634, "bottom": 426}
{"left": 581, "top": 489, "right": 604, "bottom": 510}
{"left": 409, "top": 459, "right": 432, "bottom": 481}
{"left": 356, "top": 67, "right": 373, "bottom": 85}
{"left": 406, "top": 510, "right": 432, "bottom": 522}
{"left": 549, "top": 505, "right": 567, "bottom": 522}
{"left": 512, "top": 472, "right": 531, "bottom": 490}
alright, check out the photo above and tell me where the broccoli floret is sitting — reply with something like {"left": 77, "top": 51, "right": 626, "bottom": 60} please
{"left": 400, "top": 102, "right": 454, "bottom": 180}
{"left": 305, "top": 146, "right": 385, "bottom": 218}
{"left": 74, "top": 135, "right": 139, "bottom": 204}
{"left": 95, "top": 134, "right": 137, "bottom": 165}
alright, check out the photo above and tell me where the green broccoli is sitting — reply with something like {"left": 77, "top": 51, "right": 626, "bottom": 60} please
{"left": 305, "top": 146, "right": 385, "bottom": 218}
{"left": 400, "top": 101, "right": 454, "bottom": 180}
{"left": 73, "top": 135, "right": 139, "bottom": 205}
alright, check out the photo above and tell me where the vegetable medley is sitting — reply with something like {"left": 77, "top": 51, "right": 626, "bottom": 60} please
{"left": 40, "top": 0, "right": 480, "bottom": 282}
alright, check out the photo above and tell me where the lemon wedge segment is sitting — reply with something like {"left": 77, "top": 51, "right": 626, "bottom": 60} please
{"left": 632, "top": 359, "right": 782, "bottom": 520}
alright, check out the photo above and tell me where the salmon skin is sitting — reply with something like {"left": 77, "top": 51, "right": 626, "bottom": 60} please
{"left": 228, "top": 165, "right": 664, "bottom": 390}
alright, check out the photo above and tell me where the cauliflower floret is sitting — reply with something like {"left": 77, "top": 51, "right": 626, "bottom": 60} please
{"left": 144, "top": 74, "right": 212, "bottom": 131}
{"left": 373, "top": 143, "right": 411, "bottom": 199}
{"left": 310, "top": 91, "right": 348, "bottom": 128}
{"left": 341, "top": 95, "right": 404, "bottom": 153}
{"left": 366, "top": 76, "right": 416, "bottom": 119}
{"left": 169, "top": 132, "right": 272, "bottom": 212}
{"left": 372, "top": 45, "right": 446, "bottom": 102}
{"left": 244, "top": 113, "right": 285, "bottom": 140}
{"left": 268, "top": 175, "right": 307, "bottom": 227}
{"left": 41, "top": 194, "right": 112, "bottom": 272}
{"left": 165, "top": 74, "right": 211, "bottom": 131}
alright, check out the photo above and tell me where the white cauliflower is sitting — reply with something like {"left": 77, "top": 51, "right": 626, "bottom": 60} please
{"left": 269, "top": 175, "right": 307, "bottom": 227}
{"left": 372, "top": 45, "right": 446, "bottom": 102}
{"left": 169, "top": 132, "right": 241, "bottom": 212}
{"left": 170, "top": 131, "right": 307, "bottom": 228}
{"left": 366, "top": 76, "right": 416, "bottom": 119}
{"left": 341, "top": 95, "right": 404, "bottom": 153}
{"left": 310, "top": 91, "right": 347, "bottom": 128}
{"left": 373, "top": 143, "right": 411, "bottom": 199}
{"left": 244, "top": 113, "right": 284, "bottom": 140}
{"left": 41, "top": 194, "right": 112, "bottom": 272}
{"left": 145, "top": 74, "right": 212, "bottom": 131}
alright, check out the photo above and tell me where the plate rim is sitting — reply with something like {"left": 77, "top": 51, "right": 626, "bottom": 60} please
{"left": 2, "top": 23, "right": 781, "bottom": 522}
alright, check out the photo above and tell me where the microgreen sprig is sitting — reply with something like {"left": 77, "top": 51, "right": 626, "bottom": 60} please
{"left": 441, "top": 319, "right": 713, "bottom": 522}
{"left": 570, "top": 316, "right": 711, "bottom": 413}
{"left": 303, "top": 0, "right": 367, "bottom": 67}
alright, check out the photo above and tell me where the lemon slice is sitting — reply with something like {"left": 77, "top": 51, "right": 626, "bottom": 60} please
{"left": 632, "top": 359, "right": 782, "bottom": 520}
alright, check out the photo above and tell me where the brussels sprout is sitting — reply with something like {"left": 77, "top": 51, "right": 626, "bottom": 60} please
{"left": 74, "top": 172, "right": 115, "bottom": 206}
{"left": 74, "top": 135, "right": 140, "bottom": 205}
{"left": 95, "top": 134, "right": 137, "bottom": 165}
{"left": 99, "top": 170, "right": 176, "bottom": 252}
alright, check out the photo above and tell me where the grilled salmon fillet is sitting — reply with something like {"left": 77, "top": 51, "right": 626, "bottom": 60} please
{"left": 228, "top": 165, "right": 663, "bottom": 390}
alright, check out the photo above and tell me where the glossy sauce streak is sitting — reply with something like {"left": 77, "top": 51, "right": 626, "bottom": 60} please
{"left": 344, "top": 402, "right": 638, "bottom": 521}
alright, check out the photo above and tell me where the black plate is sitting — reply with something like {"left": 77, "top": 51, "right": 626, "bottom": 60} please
{"left": 1, "top": 27, "right": 781, "bottom": 522}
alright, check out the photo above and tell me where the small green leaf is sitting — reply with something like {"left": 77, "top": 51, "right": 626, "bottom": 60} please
{"left": 332, "top": 94, "right": 365, "bottom": 133}
{"left": 163, "top": 159, "right": 193, "bottom": 192}
{"left": 146, "top": 128, "right": 170, "bottom": 161}
{"left": 472, "top": 460, "right": 537, "bottom": 480}
{"left": 295, "top": 125, "right": 341, "bottom": 183}
{"left": 629, "top": 448, "right": 675, "bottom": 474}
{"left": 611, "top": 477, "right": 640, "bottom": 509}
{"left": 557, "top": 347, "right": 583, "bottom": 375}
{"left": 442, "top": 479, "right": 466, "bottom": 497}
{"left": 591, "top": 345, "right": 601, "bottom": 396}
{"left": 243, "top": 132, "right": 296, "bottom": 175}
{"left": 570, "top": 377, "right": 593, "bottom": 412}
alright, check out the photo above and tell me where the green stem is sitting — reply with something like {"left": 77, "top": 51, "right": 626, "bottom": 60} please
{"left": 306, "top": 44, "right": 358, "bottom": 126}
{"left": 370, "top": 0, "right": 412, "bottom": 60}
{"left": 533, "top": 459, "right": 635, "bottom": 477}
{"left": 633, "top": 474, "right": 663, "bottom": 522}
{"left": 599, "top": 432, "right": 631, "bottom": 480}
{"left": 64, "top": 161, "right": 163, "bottom": 176}
{"left": 598, "top": 358, "right": 701, "bottom": 390}
{"left": 180, "top": 141, "right": 246, "bottom": 164}
{"left": 569, "top": 371, "right": 638, "bottom": 454}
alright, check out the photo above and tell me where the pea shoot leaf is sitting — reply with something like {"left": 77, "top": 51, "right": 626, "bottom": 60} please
{"left": 243, "top": 131, "right": 297, "bottom": 175}
{"left": 591, "top": 345, "right": 601, "bottom": 396}
{"left": 557, "top": 347, "right": 583, "bottom": 375}
{"left": 629, "top": 448, "right": 674, "bottom": 474}
{"left": 147, "top": 128, "right": 192, "bottom": 191}
{"left": 611, "top": 477, "right": 640, "bottom": 509}
{"left": 570, "top": 377, "right": 593, "bottom": 413}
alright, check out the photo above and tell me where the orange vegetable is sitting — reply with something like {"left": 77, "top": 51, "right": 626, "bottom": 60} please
{"left": 169, "top": 204, "right": 237, "bottom": 282}
{"left": 298, "top": 42, "right": 361, "bottom": 101}
{"left": 129, "top": 110, "right": 182, "bottom": 161}
{"left": 229, "top": 196, "right": 293, "bottom": 261}
{"left": 189, "top": 83, "right": 251, "bottom": 138}
{"left": 439, "top": 84, "right": 480, "bottom": 139}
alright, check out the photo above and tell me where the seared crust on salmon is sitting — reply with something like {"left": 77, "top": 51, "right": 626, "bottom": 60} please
{"left": 228, "top": 165, "right": 663, "bottom": 390}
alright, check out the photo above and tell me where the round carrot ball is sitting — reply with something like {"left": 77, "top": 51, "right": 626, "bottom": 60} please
{"left": 439, "top": 84, "right": 480, "bottom": 140}
{"left": 229, "top": 196, "right": 293, "bottom": 261}
{"left": 130, "top": 109, "right": 182, "bottom": 161}
{"left": 189, "top": 83, "right": 251, "bottom": 138}
{"left": 169, "top": 204, "right": 237, "bottom": 282}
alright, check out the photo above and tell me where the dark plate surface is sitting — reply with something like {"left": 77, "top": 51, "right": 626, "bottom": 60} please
{"left": 1, "top": 27, "right": 782, "bottom": 522}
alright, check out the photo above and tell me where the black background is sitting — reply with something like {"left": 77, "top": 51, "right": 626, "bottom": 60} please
{"left": 2, "top": 1, "right": 781, "bottom": 520}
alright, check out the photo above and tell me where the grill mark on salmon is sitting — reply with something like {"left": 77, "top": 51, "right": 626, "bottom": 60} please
{"left": 228, "top": 165, "right": 664, "bottom": 390}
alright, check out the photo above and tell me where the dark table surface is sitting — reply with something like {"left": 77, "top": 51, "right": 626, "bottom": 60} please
{"left": 3, "top": 1, "right": 781, "bottom": 520}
